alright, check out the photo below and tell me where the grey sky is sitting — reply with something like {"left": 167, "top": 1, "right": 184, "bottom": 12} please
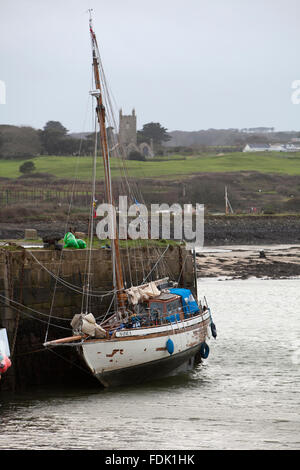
{"left": 1, "top": 0, "right": 299, "bottom": 133}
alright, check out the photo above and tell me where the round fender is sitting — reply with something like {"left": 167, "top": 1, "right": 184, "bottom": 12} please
{"left": 199, "top": 342, "right": 210, "bottom": 359}
{"left": 166, "top": 338, "right": 174, "bottom": 355}
{"left": 210, "top": 322, "right": 217, "bottom": 339}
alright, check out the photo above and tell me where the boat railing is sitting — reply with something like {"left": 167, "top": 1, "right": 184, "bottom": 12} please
{"left": 124, "top": 303, "right": 201, "bottom": 328}
{"left": 100, "top": 297, "right": 206, "bottom": 334}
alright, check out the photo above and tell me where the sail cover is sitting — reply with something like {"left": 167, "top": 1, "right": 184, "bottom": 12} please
{"left": 169, "top": 288, "right": 199, "bottom": 316}
{"left": 126, "top": 282, "right": 161, "bottom": 305}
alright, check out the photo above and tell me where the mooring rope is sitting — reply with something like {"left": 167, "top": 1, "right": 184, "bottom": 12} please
{"left": 0, "top": 293, "right": 71, "bottom": 322}
{"left": 0, "top": 296, "right": 72, "bottom": 331}
{"left": 27, "top": 250, "right": 116, "bottom": 298}
{"left": 142, "top": 244, "right": 170, "bottom": 284}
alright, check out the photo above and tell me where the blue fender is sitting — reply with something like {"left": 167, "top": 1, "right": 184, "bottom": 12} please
{"left": 166, "top": 338, "right": 174, "bottom": 355}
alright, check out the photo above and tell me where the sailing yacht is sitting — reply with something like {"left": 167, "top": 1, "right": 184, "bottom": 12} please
{"left": 43, "top": 14, "right": 217, "bottom": 387}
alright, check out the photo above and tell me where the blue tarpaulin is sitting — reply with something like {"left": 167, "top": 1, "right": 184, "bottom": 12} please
{"left": 165, "top": 313, "right": 181, "bottom": 323}
{"left": 169, "top": 288, "right": 199, "bottom": 317}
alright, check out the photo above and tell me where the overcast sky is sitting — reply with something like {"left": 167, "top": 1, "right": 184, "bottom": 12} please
{"left": 1, "top": 0, "right": 300, "bottom": 133}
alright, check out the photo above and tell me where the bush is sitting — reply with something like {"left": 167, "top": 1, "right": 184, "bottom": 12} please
{"left": 127, "top": 151, "right": 145, "bottom": 161}
{"left": 19, "top": 161, "right": 36, "bottom": 174}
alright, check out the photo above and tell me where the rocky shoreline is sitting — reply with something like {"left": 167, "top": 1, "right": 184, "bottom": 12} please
{"left": 1, "top": 216, "right": 300, "bottom": 281}
{"left": 203, "top": 215, "right": 300, "bottom": 245}
{"left": 196, "top": 244, "right": 300, "bottom": 280}
{"left": 1, "top": 215, "right": 300, "bottom": 245}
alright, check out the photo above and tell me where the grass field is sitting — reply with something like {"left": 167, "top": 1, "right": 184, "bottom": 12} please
{"left": 1, "top": 151, "right": 300, "bottom": 180}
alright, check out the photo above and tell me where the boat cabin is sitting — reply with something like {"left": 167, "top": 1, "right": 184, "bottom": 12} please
{"left": 127, "top": 292, "right": 188, "bottom": 328}
{"left": 148, "top": 293, "right": 183, "bottom": 323}
{"left": 121, "top": 284, "right": 201, "bottom": 329}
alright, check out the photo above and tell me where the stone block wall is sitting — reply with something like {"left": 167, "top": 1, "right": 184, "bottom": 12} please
{"left": 0, "top": 244, "right": 194, "bottom": 390}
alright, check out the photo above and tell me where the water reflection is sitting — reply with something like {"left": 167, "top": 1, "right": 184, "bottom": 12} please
{"left": 1, "top": 278, "right": 300, "bottom": 449}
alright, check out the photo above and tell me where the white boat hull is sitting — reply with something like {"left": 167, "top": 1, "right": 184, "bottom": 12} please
{"left": 79, "top": 312, "right": 211, "bottom": 387}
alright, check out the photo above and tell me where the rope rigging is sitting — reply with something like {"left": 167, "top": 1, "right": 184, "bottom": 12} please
{"left": 0, "top": 295, "right": 72, "bottom": 331}
{"left": 0, "top": 14, "right": 179, "bottom": 346}
{"left": 86, "top": 16, "right": 173, "bottom": 289}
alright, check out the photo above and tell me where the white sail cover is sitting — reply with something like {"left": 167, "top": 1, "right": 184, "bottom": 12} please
{"left": 71, "top": 313, "right": 106, "bottom": 338}
{"left": 126, "top": 281, "right": 161, "bottom": 305}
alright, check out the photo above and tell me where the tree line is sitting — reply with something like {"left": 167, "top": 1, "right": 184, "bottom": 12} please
{"left": 2, "top": 120, "right": 300, "bottom": 161}
{"left": 0, "top": 121, "right": 171, "bottom": 160}
{"left": 0, "top": 121, "right": 94, "bottom": 160}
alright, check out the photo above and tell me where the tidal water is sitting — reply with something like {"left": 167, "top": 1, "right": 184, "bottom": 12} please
{"left": 0, "top": 277, "right": 299, "bottom": 450}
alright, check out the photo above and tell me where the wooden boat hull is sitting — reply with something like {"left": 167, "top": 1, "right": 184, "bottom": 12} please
{"left": 79, "top": 312, "right": 211, "bottom": 387}
{"left": 93, "top": 343, "right": 202, "bottom": 387}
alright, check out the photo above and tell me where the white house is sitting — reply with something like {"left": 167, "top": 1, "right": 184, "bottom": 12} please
{"left": 243, "top": 143, "right": 300, "bottom": 153}
{"left": 284, "top": 143, "right": 300, "bottom": 151}
{"left": 243, "top": 144, "right": 270, "bottom": 152}
{"left": 269, "top": 143, "right": 300, "bottom": 152}
{"left": 269, "top": 143, "right": 284, "bottom": 151}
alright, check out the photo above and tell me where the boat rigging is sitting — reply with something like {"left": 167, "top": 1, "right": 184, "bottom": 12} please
{"left": 42, "top": 13, "right": 217, "bottom": 387}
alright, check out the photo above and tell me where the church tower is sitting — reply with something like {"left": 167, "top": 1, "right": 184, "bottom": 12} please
{"left": 119, "top": 108, "right": 137, "bottom": 146}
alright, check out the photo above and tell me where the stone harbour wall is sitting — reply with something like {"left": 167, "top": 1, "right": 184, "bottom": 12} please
{"left": 0, "top": 244, "right": 194, "bottom": 391}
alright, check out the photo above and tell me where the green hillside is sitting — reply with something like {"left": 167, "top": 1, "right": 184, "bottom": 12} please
{"left": 1, "top": 151, "right": 300, "bottom": 180}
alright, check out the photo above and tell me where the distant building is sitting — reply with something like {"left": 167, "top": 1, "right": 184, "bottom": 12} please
{"left": 119, "top": 109, "right": 154, "bottom": 158}
{"left": 243, "top": 144, "right": 270, "bottom": 152}
{"left": 119, "top": 108, "right": 137, "bottom": 147}
{"left": 269, "top": 143, "right": 284, "bottom": 151}
{"left": 243, "top": 143, "right": 300, "bottom": 153}
{"left": 283, "top": 143, "right": 300, "bottom": 151}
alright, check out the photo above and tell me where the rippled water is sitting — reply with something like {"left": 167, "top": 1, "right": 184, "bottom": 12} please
{"left": 1, "top": 278, "right": 300, "bottom": 450}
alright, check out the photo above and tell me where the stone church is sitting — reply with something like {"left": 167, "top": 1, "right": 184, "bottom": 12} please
{"left": 118, "top": 109, "right": 154, "bottom": 158}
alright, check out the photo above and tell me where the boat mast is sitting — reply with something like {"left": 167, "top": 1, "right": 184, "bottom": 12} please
{"left": 89, "top": 13, "right": 126, "bottom": 311}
